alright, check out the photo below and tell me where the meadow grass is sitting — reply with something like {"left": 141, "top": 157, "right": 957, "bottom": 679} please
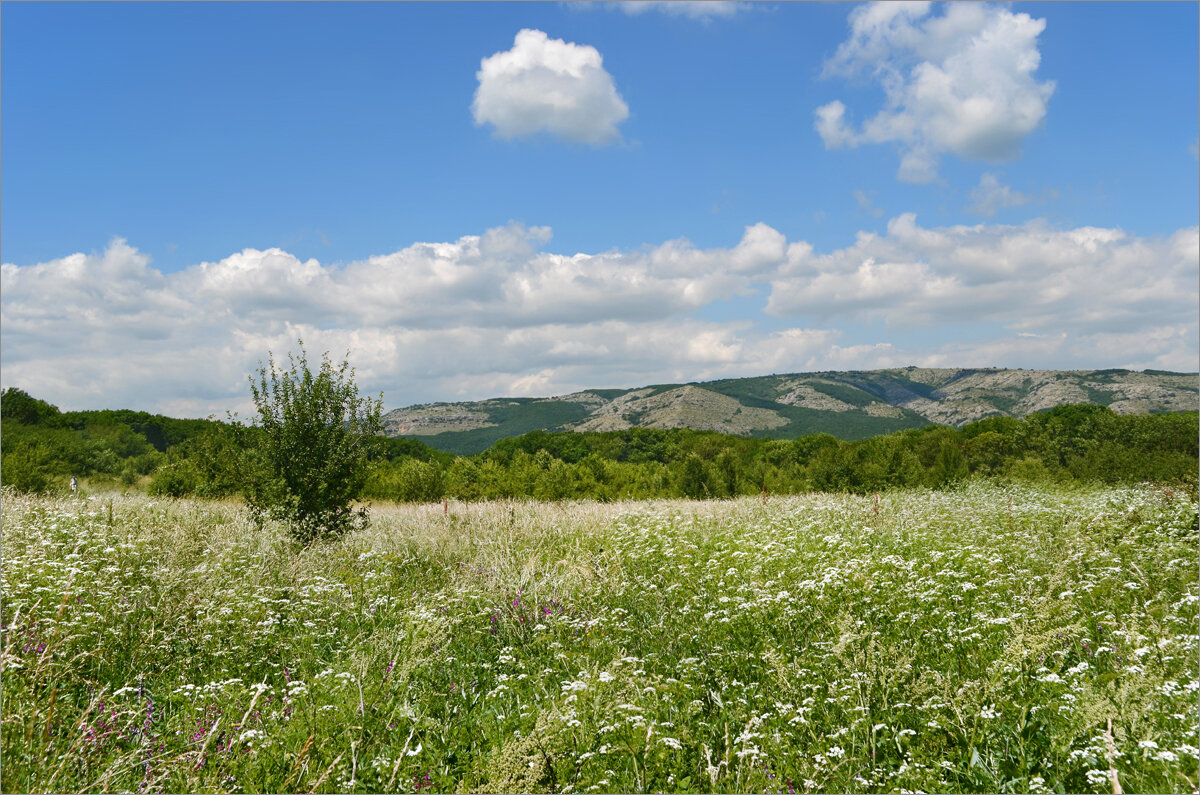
{"left": 1, "top": 482, "right": 1196, "bottom": 793}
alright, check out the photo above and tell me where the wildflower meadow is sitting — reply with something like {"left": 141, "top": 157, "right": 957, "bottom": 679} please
{"left": 2, "top": 482, "right": 1197, "bottom": 793}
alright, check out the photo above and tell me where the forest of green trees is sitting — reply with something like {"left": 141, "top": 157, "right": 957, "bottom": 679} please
{"left": 2, "top": 386, "right": 1196, "bottom": 502}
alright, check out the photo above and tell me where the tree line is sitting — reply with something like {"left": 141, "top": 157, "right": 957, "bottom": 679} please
{"left": 5, "top": 385, "right": 1196, "bottom": 504}
{"left": 1, "top": 388, "right": 217, "bottom": 493}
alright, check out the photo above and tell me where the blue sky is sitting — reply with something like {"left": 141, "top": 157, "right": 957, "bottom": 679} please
{"left": 2, "top": 1, "right": 1198, "bottom": 416}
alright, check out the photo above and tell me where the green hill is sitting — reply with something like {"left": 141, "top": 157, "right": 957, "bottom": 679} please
{"left": 383, "top": 367, "right": 1199, "bottom": 455}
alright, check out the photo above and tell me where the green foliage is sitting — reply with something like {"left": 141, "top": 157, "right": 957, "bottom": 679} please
{"left": 246, "top": 343, "right": 384, "bottom": 543}
{"left": 147, "top": 424, "right": 253, "bottom": 499}
{"left": 929, "top": 436, "right": 970, "bottom": 487}
{"left": 675, "top": 452, "right": 710, "bottom": 499}
{"left": 703, "top": 374, "right": 791, "bottom": 403}
{"left": 0, "top": 391, "right": 223, "bottom": 495}
{"left": 357, "top": 409, "right": 1200, "bottom": 502}
{"left": 82, "top": 422, "right": 155, "bottom": 460}
{"left": 3, "top": 382, "right": 1195, "bottom": 506}
{"left": 962, "top": 430, "right": 1011, "bottom": 475}
{"left": 791, "top": 431, "right": 840, "bottom": 465}
{"left": 57, "top": 409, "right": 216, "bottom": 453}
{"left": 364, "top": 458, "right": 445, "bottom": 503}
{"left": 0, "top": 388, "right": 62, "bottom": 426}
{"left": 147, "top": 454, "right": 200, "bottom": 498}
{"left": 0, "top": 417, "right": 156, "bottom": 484}
{"left": 400, "top": 399, "right": 593, "bottom": 455}
{"left": 379, "top": 435, "right": 454, "bottom": 465}
{"left": 757, "top": 401, "right": 929, "bottom": 442}
{"left": 806, "top": 379, "right": 878, "bottom": 406}
{"left": 188, "top": 425, "right": 255, "bottom": 498}
{"left": 0, "top": 442, "right": 57, "bottom": 493}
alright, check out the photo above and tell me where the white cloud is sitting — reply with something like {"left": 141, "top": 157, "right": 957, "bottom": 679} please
{"left": 472, "top": 29, "right": 629, "bottom": 145}
{"left": 0, "top": 224, "right": 769, "bottom": 413}
{"left": 2, "top": 218, "right": 1195, "bottom": 416}
{"left": 967, "top": 172, "right": 1032, "bottom": 217}
{"left": 729, "top": 222, "right": 787, "bottom": 273}
{"left": 813, "top": 101, "right": 856, "bottom": 149}
{"left": 768, "top": 214, "right": 1199, "bottom": 340}
{"left": 853, "top": 189, "right": 885, "bottom": 218}
{"left": 816, "top": 2, "right": 1055, "bottom": 182}
{"left": 612, "top": 1, "right": 744, "bottom": 20}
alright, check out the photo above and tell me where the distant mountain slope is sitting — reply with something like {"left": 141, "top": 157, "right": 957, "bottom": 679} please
{"left": 383, "top": 368, "right": 1199, "bottom": 455}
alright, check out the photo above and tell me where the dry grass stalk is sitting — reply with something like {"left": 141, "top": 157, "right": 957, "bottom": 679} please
{"left": 1106, "top": 717, "right": 1123, "bottom": 795}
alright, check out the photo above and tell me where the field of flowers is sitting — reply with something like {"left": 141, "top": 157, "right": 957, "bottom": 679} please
{"left": 2, "top": 481, "right": 1197, "bottom": 794}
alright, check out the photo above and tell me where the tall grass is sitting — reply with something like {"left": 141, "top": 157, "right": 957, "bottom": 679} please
{"left": 2, "top": 482, "right": 1196, "bottom": 793}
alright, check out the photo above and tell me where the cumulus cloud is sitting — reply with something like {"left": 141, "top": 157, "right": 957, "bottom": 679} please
{"left": 967, "top": 172, "right": 1032, "bottom": 217}
{"left": 813, "top": 101, "right": 856, "bottom": 149}
{"left": 2, "top": 218, "right": 1195, "bottom": 416}
{"left": 0, "top": 222, "right": 776, "bottom": 413}
{"left": 472, "top": 29, "right": 629, "bottom": 144}
{"left": 768, "top": 214, "right": 1199, "bottom": 340}
{"left": 816, "top": 1, "right": 1055, "bottom": 182}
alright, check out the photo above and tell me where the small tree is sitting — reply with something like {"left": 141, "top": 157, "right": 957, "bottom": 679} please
{"left": 247, "top": 342, "right": 383, "bottom": 543}
{"left": 0, "top": 441, "right": 56, "bottom": 493}
{"left": 676, "top": 453, "right": 710, "bottom": 500}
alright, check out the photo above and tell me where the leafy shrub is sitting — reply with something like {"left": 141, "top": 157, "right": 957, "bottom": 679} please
{"left": 0, "top": 442, "right": 57, "bottom": 493}
{"left": 148, "top": 457, "right": 200, "bottom": 497}
{"left": 245, "top": 343, "right": 383, "bottom": 543}
{"left": 676, "top": 452, "right": 710, "bottom": 499}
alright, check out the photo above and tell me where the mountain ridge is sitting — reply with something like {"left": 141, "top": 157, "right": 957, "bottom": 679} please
{"left": 383, "top": 367, "right": 1199, "bottom": 455}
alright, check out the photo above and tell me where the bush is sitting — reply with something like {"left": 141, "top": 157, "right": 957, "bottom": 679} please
{"left": 245, "top": 343, "right": 383, "bottom": 543}
{"left": 364, "top": 459, "right": 446, "bottom": 503}
{"left": 0, "top": 442, "right": 57, "bottom": 493}
{"left": 676, "top": 453, "right": 710, "bottom": 499}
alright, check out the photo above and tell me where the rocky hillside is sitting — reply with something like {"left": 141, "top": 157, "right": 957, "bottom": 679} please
{"left": 383, "top": 368, "right": 1198, "bottom": 454}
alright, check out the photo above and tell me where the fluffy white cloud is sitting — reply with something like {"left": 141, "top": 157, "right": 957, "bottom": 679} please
{"left": 472, "top": 29, "right": 629, "bottom": 145}
{"left": 968, "top": 172, "right": 1032, "bottom": 217}
{"left": 0, "top": 222, "right": 772, "bottom": 413}
{"left": 813, "top": 100, "right": 856, "bottom": 149}
{"left": 768, "top": 214, "right": 1199, "bottom": 338}
{"left": 816, "top": 2, "right": 1055, "bottom": 182}
{"left": 2, "top": 218, "right": 1195, "bottom": 416}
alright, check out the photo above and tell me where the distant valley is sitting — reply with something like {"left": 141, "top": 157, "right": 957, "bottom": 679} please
{"left": 383, "top": 367, "right": 1199, "bottom": 455}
